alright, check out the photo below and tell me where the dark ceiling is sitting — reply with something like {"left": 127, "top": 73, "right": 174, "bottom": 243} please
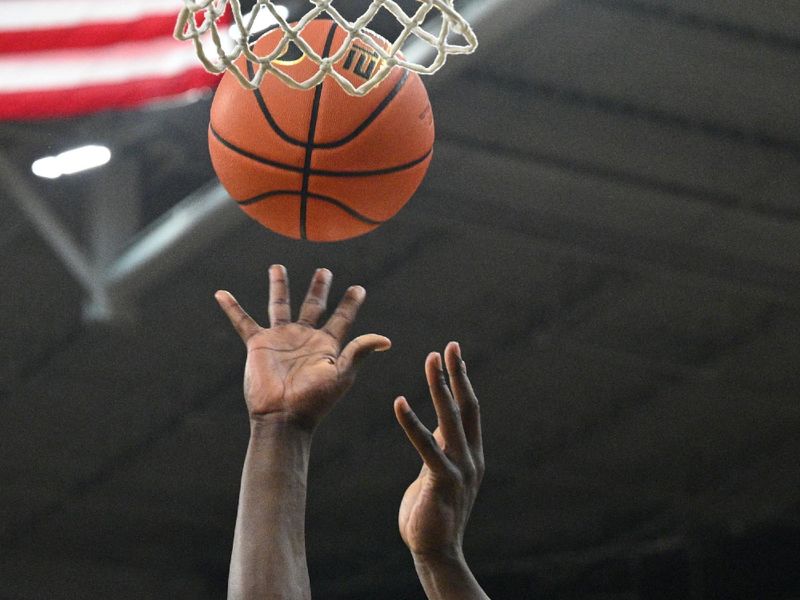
{"left": 1, "top": 1, "right": 800, "bottom": 599}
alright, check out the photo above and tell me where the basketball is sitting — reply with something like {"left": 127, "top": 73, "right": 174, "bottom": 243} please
{"left": 208, "top": 19, "right": 435, "bottom": 242}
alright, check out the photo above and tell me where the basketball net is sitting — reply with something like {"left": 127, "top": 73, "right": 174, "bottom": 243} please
{"left": 175, "top": 0, "right": 478, "bottom": 96}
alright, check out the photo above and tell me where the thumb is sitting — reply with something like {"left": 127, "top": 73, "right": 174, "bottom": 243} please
{"left": 339, "top": 334, "right": 392, "bottom": 377}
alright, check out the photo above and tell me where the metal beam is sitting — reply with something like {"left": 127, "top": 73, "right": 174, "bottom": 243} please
{"left": 0, "top": 151, "right": 99, "bottom": 298}
{"left": 80, "top": 157, "right": 143, "bottom": 321}
{"left": 103, "top": 181, "right": 247, "bottom": 301}
{"left": 403, "top": 0, "right": 556, "bottom": 74}
{"left": 458, "top": 0, "right": 556, "bottom": 51}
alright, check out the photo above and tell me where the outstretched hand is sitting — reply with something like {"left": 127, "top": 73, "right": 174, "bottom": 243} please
{"left": 216, "top": 265, "right": 391, "bottom": 430}
{"left": 395, "top": 342, "right": 484, "bottom": 562}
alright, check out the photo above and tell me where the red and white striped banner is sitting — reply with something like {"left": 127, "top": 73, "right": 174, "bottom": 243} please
{"left": 0, "top": 0, "right": 227, "bottom": 120}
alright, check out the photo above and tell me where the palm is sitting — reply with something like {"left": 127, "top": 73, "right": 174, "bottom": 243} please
{"left": 244, "top": 325, "right": 348, "bottom": 422}
{"left": 399, "top": 465, "right": 460, "bottom": 555}
{"left": 217, "top": 266, "right": 390, "bottom": 430}
{"left": 398, "top": 426, "right": 466, "bottom": 555}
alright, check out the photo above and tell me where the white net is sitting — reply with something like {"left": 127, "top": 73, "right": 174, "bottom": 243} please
{"left": 174, "top": 0, "right": 478, "bottom": 96}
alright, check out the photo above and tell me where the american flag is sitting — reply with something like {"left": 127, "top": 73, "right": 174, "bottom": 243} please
{"left": 0, "top": 0, "right": 228, "bottom": 120}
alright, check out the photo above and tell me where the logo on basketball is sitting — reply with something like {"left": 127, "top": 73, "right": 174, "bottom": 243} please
{"left": 273, "top": 41, "right": 306, "bottom": 66}
{"left": 418, "top": 105, "right": 433, "bottom": 127}
{"left": 342, "top": 44, "right": 384, "bottom": 80}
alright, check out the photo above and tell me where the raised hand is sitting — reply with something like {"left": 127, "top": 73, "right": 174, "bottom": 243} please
{"left": 395, "top": 341, "right": 484, "bottom": 558}
{"left": 216, "top": 265, "right": 391, "bottom": 430}
{"left": 394, "top": 342, "right": 488, "bottom": 599}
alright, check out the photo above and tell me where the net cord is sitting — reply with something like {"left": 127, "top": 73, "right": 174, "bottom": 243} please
{"left": 174, "top": 0, "right": 478, "bottom": 96}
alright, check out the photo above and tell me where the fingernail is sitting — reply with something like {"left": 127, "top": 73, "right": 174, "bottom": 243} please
{"left": 452, "top": 343, "right": 466, "bottom": 371}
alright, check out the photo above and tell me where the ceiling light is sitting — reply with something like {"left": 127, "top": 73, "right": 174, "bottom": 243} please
{"left": 31, "top": 145, "right": 111, "bottom": 179}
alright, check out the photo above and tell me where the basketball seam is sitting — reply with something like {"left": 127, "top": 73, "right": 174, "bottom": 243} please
{"left": 247, "top": 50, "right": 410, "bottom": 149}
{"left": 210, "top": 123, "right": 433, "bottom": 177}
{"left": 300, "top": 23, "right": 339, "bottom": 239}
{"left": 318, "top": 70, "right": 410, "bottom": 148}
{"left": 237, "top": 190, "right": 385, "bottom": 226}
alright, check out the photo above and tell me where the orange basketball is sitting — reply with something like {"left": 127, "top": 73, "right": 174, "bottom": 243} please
{"left": 208, "top": 19, "right": 435, "bottom": 242}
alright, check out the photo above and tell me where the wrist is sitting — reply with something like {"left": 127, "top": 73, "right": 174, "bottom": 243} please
{"left": 247, "top": 416, "right": 313, "bottom": 472}
{"left": 250, "top": 413, "right": 315, "bottom": 440}
{"left": 412, "top": 546, "right": 467, "bottom": 570}
{"left": 412, "top": 548, "right": 489, "bottom": 600}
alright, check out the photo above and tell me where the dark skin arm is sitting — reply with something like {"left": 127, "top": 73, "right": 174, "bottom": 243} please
{"left": 216, "top": 265, "right": 390, "bottom": 600}
{"left": 395, "top": 342, "right": 489, "bottom": 600}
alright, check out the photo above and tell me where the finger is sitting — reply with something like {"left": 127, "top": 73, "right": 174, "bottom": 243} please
{"left": 444, "top": 341, "right": 482, "bottom": 457}
{"left": 268, "top": 264, "right": 291, "bottom": 327}
{"left": 338, "top": 333, "right": 391, "bottom": 376}
{"left": 426, "top": 352, "right": 469, "bottom": 457}
{"left": 215, "top": 290, "right": 260, "bottom": 343}
{"left": 322, "top": 285, "right": 365, "bottom": 343}
{"left": 297, "top": 268, "right": 332, "bottom": 327}
{"left": 394, "top": 397, "right": 450, "bottom": 475}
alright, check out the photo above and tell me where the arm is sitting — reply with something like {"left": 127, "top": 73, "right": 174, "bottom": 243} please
{"left": 217, "top": 265, "right": 390, "bottom": 600}
{"left": 394, "top": 342, "right": 489, "bottom": 600}
{"left": 228, "top": 418, "right": 312, "bottom": 599}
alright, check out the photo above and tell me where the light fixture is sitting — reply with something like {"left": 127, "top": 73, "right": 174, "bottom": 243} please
{"left": 31, "top": 145, "right": 111, "bottom": 179}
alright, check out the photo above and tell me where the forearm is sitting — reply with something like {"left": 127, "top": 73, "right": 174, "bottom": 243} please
{"left": 413, "top": 551, "right": 490, "bottom": 600}
{"left": 228, "top": 418, "right": 313, "bottom": 600}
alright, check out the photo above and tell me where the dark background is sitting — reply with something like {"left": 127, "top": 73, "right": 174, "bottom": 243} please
{"left": 1, "top": 0, "right": 799, "bottom": 598}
